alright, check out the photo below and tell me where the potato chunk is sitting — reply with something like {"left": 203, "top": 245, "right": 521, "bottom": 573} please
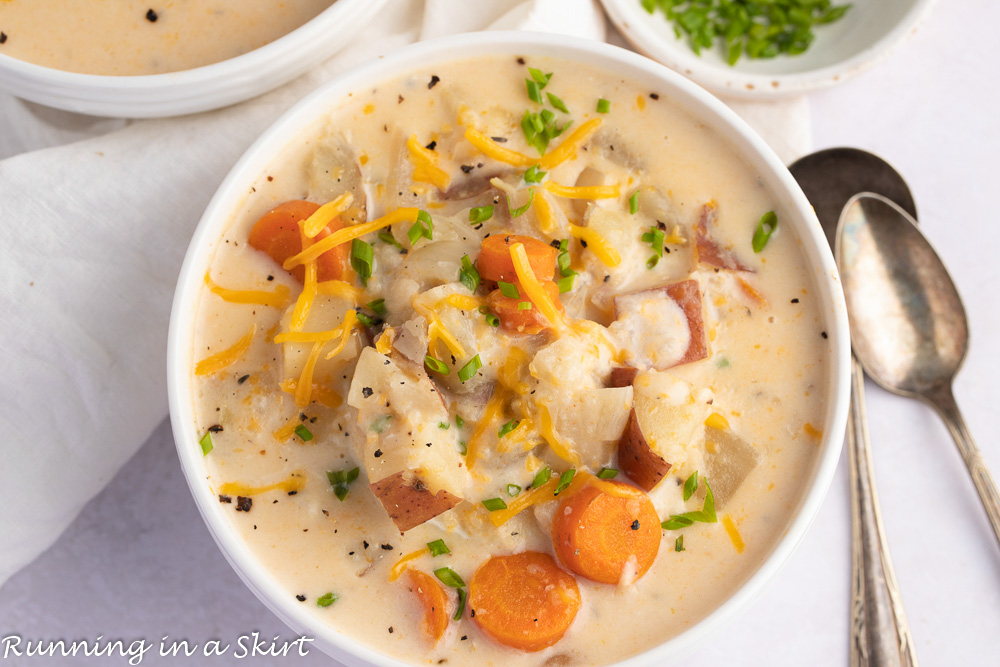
{"left": 610, "top": 280, "right": 708, "bottom": 371}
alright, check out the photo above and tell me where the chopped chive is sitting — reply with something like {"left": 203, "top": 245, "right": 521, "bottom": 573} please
{"left": 554, "top": 469, "right": 576, "bottom": 495}
{"left": 424, "top": 355, "right": 450, "bottom": 376}
{"left": 458, "top": 354, "right": 482, "bottom": 383}
{"left": 596, "top": 98, "right": 611, "bottom": 113}
{"left": 369, "top": 415, "right": 392, "bottom": 433}
{"left": 675, "top": 535, "right": 685, "bottom": 552}
{"left": 350, "top": 239, "right": 373, "bottom": 286}
{"left": 629, "top": 190, "right": 640, "bottom": 214}
{"left": 498, "top": 419, "right": 520, "bottom": 438}
{"left": 646, "top": 255, "right": 659, "bottom": 270}
{"left": 506, "top": 188, "right": 535, "bottom": 218}
{"left": 546, "top": 92, "right": 569, "bottom": 113}
{"left": 427, "top": 539, "right": 450, "bottom": 556}
{"left": 438, "top": 421, "right": 450, "bottom": 430}
{"left": 497, "top": 281, "right": 520, "bottom": 299}
{"left": 716, "top": 357, "right": 731, "bottom": 368}
{"left": 527, "top": 67, "right": 552, "bottom": 87}
{"left": 485, "top": 312, "right": 500, "bottom": 327}
{"left": 524, "top": 164, "right": 546, "bottom": 183}
{"left": 316, "top": 592, "right": 338, "bottom": 607}
{"left": 683, "top": 471, "right": 699, "bottom": 502}
{"left": 453, "top": 587, "right": 467, "bottom": 620}
{"left": 199, "top": 431, "right": 213, "bottom": 456}
{"left": 533, "top": 466, "right": 552, "bottom": 488}
{"left": 641, "top": 225, "right": 666, "bottom": 257}
{"left": 506, "top": 484, "right": 522, "bottom": 497}
{"left": 355, "top": 311, "right": 376, "bottom": 328}
{"left": 434, "top": 567, "right": 466, "bottom": 588}
{"left": 327, "top": 466, "right": 360, "bottom": 502}
{"left": 408, "top": 210, "right": 434, "bottom": 246}
{"left": 662, "top": 480, "right": 717, "bottom": 529}
{"left": 597, "top": 467, "right": 619, "bottom": 479}
{"left": 752, "top": 210, "right": 777, "bottom": 253}
{"left": 459, "top": 254, "right": 480, "bottom": 293}
{"left": 481, "top": 497, "right": 508, "bottom": 511}
{"left": 469, "top": 205, "right": 494, "bottom": 224}
{"left": 378, "top": 229, "right": 404, "bottom": 250}
{"left": 294, "top": 424, "right": 314, "bottom": 442}
{"left": 526, "top": 79, "right": 543, "bottom": 104}
{"left": 455, "top": 415, "right": 465, "bottom": 428}
{"left": 557, "top": 274, "right": 575, "bottom": 293}
{"left": 517, "top": 301, "right": 532, "bottom": 311}
{"left": 661, "top": 515, "right": 695, "bottom": 530}
{"left": 367, "top": 298, "right": 387, "bottom": 315}
{"left": 458, "top": 441, "right": 467, "bottom": 455}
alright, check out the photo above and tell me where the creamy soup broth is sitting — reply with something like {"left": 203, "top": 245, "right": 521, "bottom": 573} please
{"left": 189, "top": 55, "right": 831, "bottom": 666}
{"left": 0, "top": 0, "right": 332, "bottom": 75}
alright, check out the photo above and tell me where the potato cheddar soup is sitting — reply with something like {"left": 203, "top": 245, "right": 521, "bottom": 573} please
{"left": 0, "top": 1, "right": 332, "bottom": 75}
{"left": 189, "top": 55, "right": 830, "bottom": 666}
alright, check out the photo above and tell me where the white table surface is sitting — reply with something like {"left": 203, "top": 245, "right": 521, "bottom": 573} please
{"left": 2, "top": 2, "right": 998, "bottom": 665}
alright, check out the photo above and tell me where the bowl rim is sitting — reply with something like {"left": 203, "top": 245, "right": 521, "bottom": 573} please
{"left": 0, "top": 0, "right": 387, "bottom": 118}
{"left": 167, "top": 30, "right": 850, "bottom": 667}
{"left": 600, "top": 0, "right": 938, "bottom": 99}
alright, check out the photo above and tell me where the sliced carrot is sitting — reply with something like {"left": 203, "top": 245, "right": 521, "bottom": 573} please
{"left": 477, "top": 234, "right": 556, "bottom": 283}
{"left": 405, "top": 569, "right": 450, "bottom": 645}
{"left": 551, "top": 481, "right": 661, "bottom": 585}
{"left": 468, "top": 551, "right": 580, "bottom": 652}
{"left": 247, "top": 200, "right": 347, "bottom": 283}
{"left": 487, "top": 280, "right": 564, "bottom": 335}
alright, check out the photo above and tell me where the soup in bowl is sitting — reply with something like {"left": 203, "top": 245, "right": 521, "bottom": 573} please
{"left": 167, "top": 32, "right": 849, "bottom": 667}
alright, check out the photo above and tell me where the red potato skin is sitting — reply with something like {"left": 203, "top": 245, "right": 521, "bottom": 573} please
{"left": 613, "top": 279, "right": 708, "bottom": 370}
{"left": 610, "top": 367, "right": 671, "bottom": 492}
{"left": 369, "top": 471, "right": 462, "bottom": 533}
{"left": 695, "top": 202, "right": 753, "bottom": 272}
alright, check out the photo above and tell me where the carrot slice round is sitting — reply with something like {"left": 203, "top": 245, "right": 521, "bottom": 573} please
{"left": 552, "top": 481, "right": 661, "bottom": 585}
{"left": 468, "top": 551, "right": 580, "bottom": 652}
{"left": 405, "top": 569, "right": 450, "bottom": 644}
{"left": 487, "top": 280, "right": 564, "bottom": 335}
{"left": 247, "top": 200, "right": 347, "bottom": 283}
{"left": 477, "top": 234, "right": 557, "bottom": 283}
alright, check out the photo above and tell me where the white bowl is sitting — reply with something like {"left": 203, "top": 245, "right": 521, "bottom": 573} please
{"left": 167, "top": 31, "right": 850, "bottom": 666}
{"left": 0, "top": 0, "right": 387, "bottom": 118}
{"left": 601, "top": 0, "right": 937, "bottom": 98}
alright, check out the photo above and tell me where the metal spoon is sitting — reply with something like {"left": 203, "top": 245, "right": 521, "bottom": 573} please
{"left": 790, "top": 149, "right": 917, "bottom": 667}
{"left": 837, "top": 193, "right": 1000, "bottom": 549}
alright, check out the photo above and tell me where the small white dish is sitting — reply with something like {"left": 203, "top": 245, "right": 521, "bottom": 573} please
{"left": 0, "top": 0, "right": 387, "bottom": 118}
{"left": 168, "top": 31, "right": 850, "bottom": 666}
{"left": 601, "top": 0, "right": 937, "bottom": 98}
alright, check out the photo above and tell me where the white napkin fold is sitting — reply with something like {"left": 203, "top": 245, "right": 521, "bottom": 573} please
{"left": 0, "top": 0, "right": 808, "bottom": 588}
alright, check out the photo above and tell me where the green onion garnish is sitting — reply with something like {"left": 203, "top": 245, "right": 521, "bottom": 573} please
{"left": 427, "top": 539, "right": 450, "bottom": 557}
{"left": 438, "top": 421, "right": 450, "bottom": 430}
{"left": 517, "top": 301, "right": 532, "bottom": 311}
{"left": 557, "top": 275, "right": 575, "bottom": 293}
{"left": 482, "top": 497, "right": 508, "bottom": 511}
{"left": 675, "top": 535, "right": 685, "bottom": 552}
{"left": 506, "top": 188, "right": 535, "bottom": 218}
{"left": 469, "top": 205, "right": 494, "bottom": 224}
{"left": 453, "top": 587, "right": 467, "bottom": 620}
{"left": 497, "top": 281, "right": 519, "bottom": 299}
{"left": 641, "top": 225, "right": 665, "bottom": 257}
{"left": 716, "top": 357, "right": 731, "bottom": 368}
{"left": 455, "top": 415, "right": 465, "bottom": 428}
{"left": 350, "top": 238, "right": 373, "bottom": 287}
{"left": 458, "top": 441, "right": 468, "bottom": 455}
{"left": 527, "top": 67, "right": 552, "bottom": 87}
{"left": 524, "top": 164, "right": 546, "bottom": 183}
{"left": 199, "top": 431, "right": 213, "bottom": 456}
{"left": 369, "top": 415, "right": 392, "bottom": 433}
{"left": 554, "top": 469, "right": 576, "bottom": 495}
{"left": 424, "top": 355, "right": 450, "bottom": 376}
{"left": 526, "top": 79, "right": 543, "bottom": 104}
{"left": 597, "top": 467, "right": 618, "bottom": 479}
{"left": 596, "top": 98, "right": 611, "bottom": 113}
{"left": 457, "top": 354, "right": 482, "bottom": 383}
{"left": 497, "top": 419, "right": 519, "bottom": 438}
{"left": 546, "top": 92, "right": 569, "bottom": 114}
{"left": 646, "top": 255, "right": 659, "bottom": 270}
{"left": 485, "top": 312, "right": 500, "bottom": 327}
{"left": 355, "top": 311, "right": 376, "bottom": 328}
{"left": 367, "top": 298, "right": 387, "bottom": 315}
{"left": 434, "top": 567, "right": 466, "bottom": 588}
{"left": 752, "top": 210, "right": 777, "bottom": 253}
{"left": 533, "top": 466, "right": 552, "bottom": 488}
{"left": 683, "top": 471, "right": 699, "bottom": 502}
{"left": 294, "top": 424, "right": 314, "bottom": 442}
{"left": 521, "top": 110, "right": 571, "bottom": 155}
{"left": 629, "top": 190, "right": 640, "bottom": 214}
{"left": 661, "top": 515, "right": 695, "bottom": 530}
{"left": 316, "top": 592, "right": 338, "bottom": 607}
{"left": 407, "top": 209, "right": 434, "bottom": 246}
{"left": 459, "top": 254, "right": 480, "bottom": 293}
{"left": 661, "top": 480, "right": 717, "bottom": 529}
{"left": 378, "top": 229, "right": 404, "bottom": 251}
{"left": 507, "top": 484, "right": 522, "bottom": 497}
{"left": 327, "top": 466, "right": 360, "bottom": 502}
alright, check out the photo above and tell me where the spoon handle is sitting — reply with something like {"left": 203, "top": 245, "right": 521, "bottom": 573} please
{"left": 927, "top": 385, "right": 1000, "bottom": 548}
{"left": 849, "top": 357, "right": 918, "bottom": 667}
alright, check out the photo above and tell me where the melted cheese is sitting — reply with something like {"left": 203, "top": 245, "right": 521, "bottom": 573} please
{"left": 204, "top": 273, "right": 291, "bottom": 308}
{"left": 302, "top": 192, "right": 354, "bottom": 238}
{"left": 544, "top": 182, "right": 621, "bottom": 199}
{"left": 218, "top": 472, "right": 306, "bottom": 497}
{"left": 510, "top": 242, "right": 567, "bottom": 331}
{"left": 278, "top": 379, "right": 342, "bottom": 410}
{"left": 195, "top": 324, "right": 256, "bottom": 375}
{"left": 466, "top": 387, "right": 508, "bottom": 468}
{"left": 283, "top": 208, "right": 420, "bottom": 270}
{"left": 406, "top": 135, "right": 451, "bottom": 190}
{"left": 567, "top": 223, "right": 622, "bottom": 268}
{"left": 388, "top": 547, "right": 430, "bottom": 582}
{"left": 538, "top": 118, "right": 602, "bottom": 169}
{"left": 463, "top": 127, "right": 535, "bottom": 167}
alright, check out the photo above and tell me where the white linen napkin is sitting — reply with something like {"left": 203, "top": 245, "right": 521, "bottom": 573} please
{"left": 0, "top": 0, "right": 809, "bottom": 588}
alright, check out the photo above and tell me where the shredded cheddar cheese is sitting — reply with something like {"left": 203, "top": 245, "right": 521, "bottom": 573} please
{"left": 283, "top": 208, "right": 420, "bottom": 270}
{"left": 510, "top": 242, "right": 567, "bottom": 332}
{"left": 323, "top": 309, "right": 359, "bottom": 361}
{"left": 204, "top": 273, "right": 291, "bottom": 308}
{"left": 441, "top": 294, "right": 485, "bottom": 311}
{"left": 195, "top": 324, "right": 256, "bottom": 375}
{"left": 543, "top": 182, "right": 621, "bottom": 200}
{"left": 803, "top": 422, "right": 823, "bottom": 439}
{"left": 497, "top": 347, "right": 531, "bottom": 395}
{"left": 413, "top": 301, "right": 466, "bottom": 359}
{"left": 375, "top": 327, "right": 395, "bottom": 355}
{"left": 295, "top": 340, "right": 326, "bottom": 408}
{"left": 705, "top": 412, "right": 730, "bottom": 431}
{"left": 533, "top": 189, "right": 557, "bottom": 235}
{"left": 664, "top": 225, "right": 687, "bottom": 245}
{"left": 218, "top": 472, "right": 306, "bottom": 497}
{"left": 567, "top": 224, "right": 621, "bottom": 268}
{"left": 466, "top": 387, "right": 508, "bottom": 468}
{"left": 487, "top": 470, "right": 592, "bottom": 527}
{"left": 272, "top": 420, "right": 299, "bottom": 442}
{"left": 278, "top": 379, "right": 342, "bottom": 410}
{"left": 463, "top": 127, "right": 535, "bottom": 167}
{"left": 538, "top": 118, "right": 602, "bottom": 169}
{"left": 302, "top": 192, "right": 354, "bottom": 238}
{"left": 406, "top": 135, "right": 451, "bottom": 190}
{"left": 723, "top": 515, "right": 746, "bottom": 554}
{"left": 537, "top": 403, "right": 581, "bottom": 466}
{"left": 388, "top": 547, "right": 430, "bottom": 581}
{"left": 290, "top": 227, "right": 318, "bottom": 332}
{"left": 315, "top": 279, "right": 364, "bottom": 303}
